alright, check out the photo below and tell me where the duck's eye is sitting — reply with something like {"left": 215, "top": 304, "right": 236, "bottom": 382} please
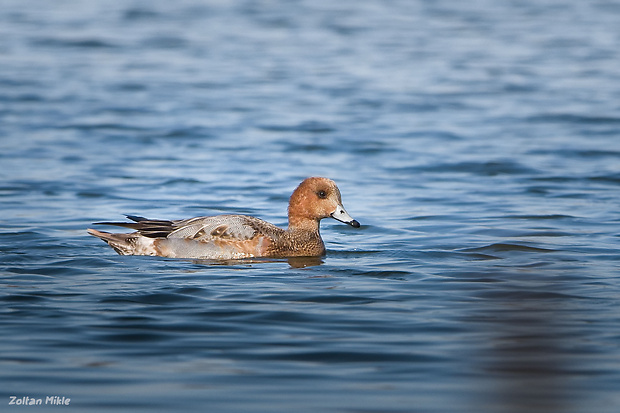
{"left": 317, "top": 190, "right": 327, "bottom": 199}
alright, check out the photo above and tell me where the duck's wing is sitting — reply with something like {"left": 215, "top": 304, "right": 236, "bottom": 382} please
{"left": 95, "top": 214, "right": 283, "bottom": 242}
{"left": 168, "top": 214, "right": 284, "bottom": 242}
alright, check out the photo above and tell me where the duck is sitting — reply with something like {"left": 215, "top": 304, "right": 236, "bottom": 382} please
{"left": 87, "top": 177, "right": 360, "bottom": 259}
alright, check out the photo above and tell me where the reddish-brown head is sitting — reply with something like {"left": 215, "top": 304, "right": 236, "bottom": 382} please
{"left": 288, "top": 177, "right": 359, "bottom": 230}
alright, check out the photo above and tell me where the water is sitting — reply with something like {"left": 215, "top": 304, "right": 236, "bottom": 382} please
{"left": 1, "top": 0, "right": 620, "bottom": 412}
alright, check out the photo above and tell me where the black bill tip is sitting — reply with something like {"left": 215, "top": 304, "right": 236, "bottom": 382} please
{"left": 349, "top": 220, "right": 361, "bottom": 228}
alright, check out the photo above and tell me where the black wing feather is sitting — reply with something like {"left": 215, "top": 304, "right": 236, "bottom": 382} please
{"left": 93, "top": 216, "right": 175, "bottom": 238}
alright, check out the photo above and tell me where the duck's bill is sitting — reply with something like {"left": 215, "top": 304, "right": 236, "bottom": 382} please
{"left": 331, "top": 205, "right": 361, "bottom": 228}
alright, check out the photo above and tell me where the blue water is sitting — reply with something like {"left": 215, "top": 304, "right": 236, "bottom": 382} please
{"left": 2, "top": 0, "right": 620, "bottom": 412}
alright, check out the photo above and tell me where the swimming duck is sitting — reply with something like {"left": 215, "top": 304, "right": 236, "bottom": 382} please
{"left": 87, "top": 177, "right": 360, "bottom": 259}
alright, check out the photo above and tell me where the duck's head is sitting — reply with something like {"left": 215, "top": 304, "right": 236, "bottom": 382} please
{"left": 288, "top": 177, "right": 360, "bottom": 230}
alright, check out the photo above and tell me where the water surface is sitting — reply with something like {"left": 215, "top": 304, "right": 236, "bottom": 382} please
{"left": 1, "top": 1, "right": 620, "bottom": 412}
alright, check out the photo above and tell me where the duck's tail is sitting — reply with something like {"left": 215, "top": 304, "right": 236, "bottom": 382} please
{"left": 87, "top": 228, "right": 140, "bottom": 256}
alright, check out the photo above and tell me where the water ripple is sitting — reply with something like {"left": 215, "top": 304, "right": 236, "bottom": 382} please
{"left": 463, "top": 243, "right": 557, "bottom": 254}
